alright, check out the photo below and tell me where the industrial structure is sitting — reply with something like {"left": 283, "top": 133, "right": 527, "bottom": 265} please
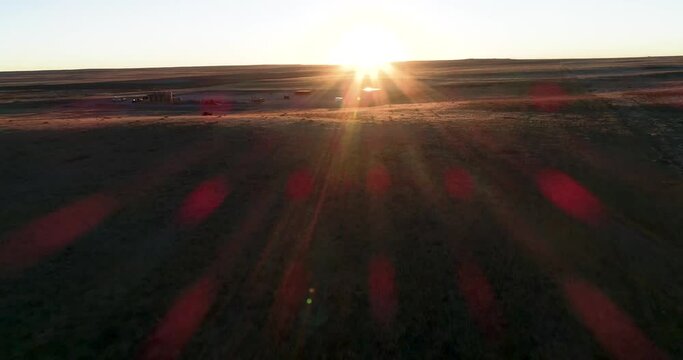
{"left": 147, "top": 91, "right": 175, "bottom": 104}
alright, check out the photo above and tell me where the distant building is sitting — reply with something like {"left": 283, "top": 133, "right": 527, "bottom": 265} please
{"left": 148, "top": 91, "right": 174, "bottom": 104}
{"left": 295, "top": 90, "right": 312, "bottom": 95}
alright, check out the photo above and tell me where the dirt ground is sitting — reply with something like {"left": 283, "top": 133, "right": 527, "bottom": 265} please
{"left": 1, "top": 58, "right": 682, "bottom": 359}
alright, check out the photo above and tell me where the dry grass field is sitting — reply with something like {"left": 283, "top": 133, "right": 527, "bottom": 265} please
{"left": 1, "top": 57, "right": 682, "bottom": 359}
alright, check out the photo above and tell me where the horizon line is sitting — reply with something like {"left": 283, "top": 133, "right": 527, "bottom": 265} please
{"left": 2, "top": 54, "right": 682, "bottom": 74}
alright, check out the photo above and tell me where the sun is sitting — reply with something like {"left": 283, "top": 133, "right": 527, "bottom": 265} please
{"left": 330, "top": 25, "right": 406, "bottom": 79}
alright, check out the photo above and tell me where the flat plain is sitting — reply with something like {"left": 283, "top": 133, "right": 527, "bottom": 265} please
{"left": 1, "top": 57, "right": 682, "bottom": 359}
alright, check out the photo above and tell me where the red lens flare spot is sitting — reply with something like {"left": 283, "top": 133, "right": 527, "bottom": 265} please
{"left": 199, "top": 97, "right": 233, "bottom": 115}
{"left": 530, "top": 83, "right": 568, "bottom": 112}
{"left": 0, "top": 193, "right": 119, "bottom": 273}
{"left": 455, "top": 259, "right": 503, "bottom": 341}
{"left": 271, "top": 261, "right": 310, "bottom": 334}
{"left": 286, "top": 169, "right": 314, "bottom": 201}
{"left": 444, "top": 167, "right": 475, "bottom": 200}
{"left": 536, "top": 169, "right": 605, "bottom": 225}
{"left": 138, "top": 274, "right": 219, "bottom": 360}
{"left": 671, "top": 89, "right": 683, "bottom": 109}
{"left": 176, "top": 176, "right": 231, "bottom": 228}
{"left": 366, "top": 165, "right": 391, "bottom": 196}
{"left": 368, "top": 255, "right": 398, "bottom": 326}
{"left": 563, "top": 278, "right": 667, "bottom": 360}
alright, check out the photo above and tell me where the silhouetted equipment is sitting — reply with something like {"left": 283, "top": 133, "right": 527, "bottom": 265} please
{"left": 284, "top": 95, "right": 290, "bottom": 100}
{"left": 147, "top": 91, "right": 174, "bottom": 104}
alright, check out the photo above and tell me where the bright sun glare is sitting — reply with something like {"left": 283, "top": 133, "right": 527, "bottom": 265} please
{"left": 330, "top": 25, "right": 406, "bottom": 78}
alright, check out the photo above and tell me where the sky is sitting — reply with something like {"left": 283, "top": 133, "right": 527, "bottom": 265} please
{"left": 1, "top": 0, "right": 682, "bottom": 71}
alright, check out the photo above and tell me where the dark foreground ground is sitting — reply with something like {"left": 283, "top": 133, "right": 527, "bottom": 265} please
{"left": 1, "top": 58, "right": 682, "bottom": 359}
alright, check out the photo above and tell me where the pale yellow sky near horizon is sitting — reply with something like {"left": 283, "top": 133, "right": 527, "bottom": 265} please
{"left": 1, "top": 0, "right": 682, "bottom": 71}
